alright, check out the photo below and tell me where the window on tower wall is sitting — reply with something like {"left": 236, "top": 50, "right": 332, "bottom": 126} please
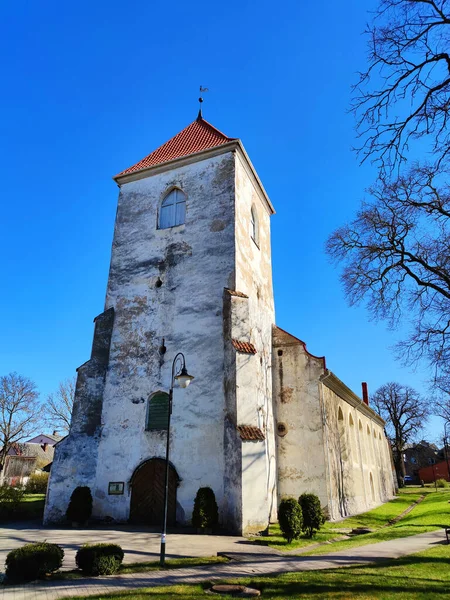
{"left": 146, "top": 392, "right": 170, "bottom": 431}
{"left": 159, "top": 188, "right": 186, "bottom": 229}
{"left": 250, "top": 206, "right": 259, "bottom": 246}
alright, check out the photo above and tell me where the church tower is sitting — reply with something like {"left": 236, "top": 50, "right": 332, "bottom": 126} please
{"left": 44, "top": 114, "right": 277, "bottom": 534}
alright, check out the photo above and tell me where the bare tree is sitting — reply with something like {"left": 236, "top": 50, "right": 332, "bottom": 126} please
{"left": 433, "top": 392, "right": 450, "bottom": 421}
{"left": 0, "top": 372, "right": 40, "bottom": 475}
{"left": 46, "top": 377, "right": 75, "bottom": 434}
{"left": 329, "top": 1, "right": 450, "bottom": 390}
{"left": 372, "top": 382, "right": 430, "bottom": 482}
{"left": 353, "top": 0, "right": 450, "bottom": 172}
{"left": 327, "top": 164, "right": 450, "bottom": 384}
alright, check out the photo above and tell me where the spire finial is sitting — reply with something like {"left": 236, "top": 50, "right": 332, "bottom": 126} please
{"left": 198, "top": 86, "right": 209, "bottom": 120}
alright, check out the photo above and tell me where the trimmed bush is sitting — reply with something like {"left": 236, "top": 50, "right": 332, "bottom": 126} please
{"left": 25, "top": 472, "right": 49, "bottom": 494}
{"left": 192, "top": 487, "right": 219, "bottom": 530}
{"left": 75, "top": 543, "right": 124, "bottom": 576}
{"left": 66, "top": 486, "right": 93, "bottom": 524}
{"left": 278, "top": 498, "right": 303, "bottom": 543}
{"left": 299, "top": 493, "right": 325, "bottom": 538}
{"left": 436, "top": 478, "right": 448, "bottom": 488}
{"left": 5, "top": 542, "right": 64, "bottom": 582}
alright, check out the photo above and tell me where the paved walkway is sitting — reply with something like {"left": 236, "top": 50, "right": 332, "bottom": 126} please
{"left": 0, "top": 528, "right": 446, "bottom": 600}
{"left": 0, "top": 522, "right": 276, "bottom": 571}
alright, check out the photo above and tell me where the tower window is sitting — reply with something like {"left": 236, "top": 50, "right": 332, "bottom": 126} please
{"left": 159, "top": 189, "right": 186, "bottom": 229}
{"left": 146, "top": 392, "right": 169, "bottom": 431}
{"left": 250, "top": 206, "right": 259, "bottom": 246}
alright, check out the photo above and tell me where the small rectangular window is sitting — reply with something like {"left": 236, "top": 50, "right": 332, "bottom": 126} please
{"left": 146, "top": 393, "right": 169, "bottom": 431}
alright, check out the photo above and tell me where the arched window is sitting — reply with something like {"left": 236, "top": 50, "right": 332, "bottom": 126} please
{"left": 369, "top": 472, "right": 375, "bottom": 502}
{"left": 146, "top": 392, "right": 169, "bottom": 431}
{"left": 337, "top": 407, "right": 348, "bottom": 461}
{"left": 250, "top": 206, "right": 259, "bottom": 245}
{"left": 159, "top": 188, "right": 186, "bottom": 229}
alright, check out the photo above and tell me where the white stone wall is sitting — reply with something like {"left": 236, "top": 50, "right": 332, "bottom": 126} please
{"left": 46, "top": 151, "right": 238, "bottom": 525}
{"left": 233, "top": 154, "right": 277, "bottom": 532}
{"left": 272, "top": 327, "right": 395, "bottom": 521}
{"left": 273, "top": 328, "right": 329, "bottom": 509}
{"left": 321, "top": 380, "right": 395, "bottom": 520}
{"left": 94, "top": 151, "right": 237, "bottom": 524}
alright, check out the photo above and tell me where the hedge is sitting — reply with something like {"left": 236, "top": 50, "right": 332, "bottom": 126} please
{"left": 75, "top": 543, "right": 124, "bottom": 575}
{"left": 5, "top": 542, "right": 64, "bottom": 582}
{"left": 278, "top": 498, "right": 303, "bottom": 543}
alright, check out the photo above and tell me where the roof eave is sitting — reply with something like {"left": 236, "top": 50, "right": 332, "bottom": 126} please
{"left": 113, "top": 140, "right": 275, "bottom": 215}
{"left": 320, "top": 369, "right": 386, "bottom": 427}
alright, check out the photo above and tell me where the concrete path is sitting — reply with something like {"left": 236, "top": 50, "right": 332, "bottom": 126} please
{"left": 0, "top": 522, "right": 277, "bottom": 572}
{"left": 0, "top": 528, "right": 446, "bottom": 600}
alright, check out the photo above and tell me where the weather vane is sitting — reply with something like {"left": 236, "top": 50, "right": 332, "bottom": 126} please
{"left": 198, "top": 86, "right": 209, "bottom": 119}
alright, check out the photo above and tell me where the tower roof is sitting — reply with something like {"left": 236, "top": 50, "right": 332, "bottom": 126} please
{"left": 115, "top": 116, "right": 236, "bottom": 179}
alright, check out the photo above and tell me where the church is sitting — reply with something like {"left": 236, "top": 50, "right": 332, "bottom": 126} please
{"left": 44, "top": 112, "right": 395, "bottom": 533}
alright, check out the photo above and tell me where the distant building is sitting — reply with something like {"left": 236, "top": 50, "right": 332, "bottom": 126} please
{"left": 3, "top": 431, "right": 62, "bottom": 486}
{"left": 403, "top": 441, "right": 440, "bottom": 481}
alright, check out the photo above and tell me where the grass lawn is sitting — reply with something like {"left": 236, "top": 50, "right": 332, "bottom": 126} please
{"left": 18, "top": 493, "right": 45, "bottom": 519}
{"left": 256, "top": 487, "right": 450, "bottom": 555}
{"left": 0, "top": 493, "right": 45, "bottom": 522}
{"left": 67, "top": 543, "right": 450, "bottom": 599}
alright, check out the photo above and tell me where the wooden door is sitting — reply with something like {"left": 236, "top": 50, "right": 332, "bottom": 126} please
{"left": 129, "top": 459, "right": 177, "bottom": 525}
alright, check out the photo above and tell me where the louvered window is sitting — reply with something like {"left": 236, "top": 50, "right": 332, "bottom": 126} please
{"left": 250, "top": 206, "right": 259, "bottom": 246}
{"left": 146, "top": 392, "right": 169, "bottom": 431}
{"left": 159, "top": 189, "right": 186, "bottom": 229}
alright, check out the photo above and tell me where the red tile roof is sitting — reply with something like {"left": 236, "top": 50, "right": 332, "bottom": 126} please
{"left": 224, "top": 288, "right": 249, "bottom": 298}
{"left": 115, "top": 116, "right": 236, "bottom": 178}
{"left": 232, "top": 339, "right": 257, "bottom": 354}
{"left": 237, "top": 425, "right": 265, "bottom": 441}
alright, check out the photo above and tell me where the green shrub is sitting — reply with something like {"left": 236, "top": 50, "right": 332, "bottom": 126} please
{"left": 25, "top": 472, "right": 49, "bottom": 494}
{"left": 278, "top": 498, "right": 303, "bottom": 543}
{"left": 75, "top": 543, "right": 124, "bottom": 576}
{"left": 0, "top": 484, "right": 25, "bottom": 520}
{"left": 299, "top": 493, "right": 325, "bottom": 538}
{"left": 66, "top": 486, "right": 92, "bottom": 524}
{"left": 5, "top": 542, "right": 64, "bottom": 582}
{"left": 436, "top": 478, "right": 448, "bottom": 488}
{"left": 192, "top": 487, "right": 219, "bottom": 529}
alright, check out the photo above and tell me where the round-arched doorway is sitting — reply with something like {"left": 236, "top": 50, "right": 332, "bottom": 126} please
{"left": 129, "top": 458, "right": 179, "bottom": 525}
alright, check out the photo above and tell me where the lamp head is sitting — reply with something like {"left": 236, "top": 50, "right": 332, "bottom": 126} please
{"left": 175, "top": 365, "right": 194, "bottom": 389}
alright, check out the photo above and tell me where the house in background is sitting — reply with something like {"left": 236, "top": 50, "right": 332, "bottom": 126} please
{"left": 403, "top": 441, "right": 441, "bottom": 481}
{"left": 3, "top": 431, "right": 62, "bottom": 486}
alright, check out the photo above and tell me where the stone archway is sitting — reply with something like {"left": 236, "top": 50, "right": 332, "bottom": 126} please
{"left": 129, "top": 458, "right": 179, "bottom": 525}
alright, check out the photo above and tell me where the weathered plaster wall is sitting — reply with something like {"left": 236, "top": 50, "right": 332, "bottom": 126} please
{"left": 233, "top": 154, "right": 277, "bottom": 533}
{"left": 320, "top": 375, "right": 395, "bottom": 520}
{"left": 272, "top": 327, "right": 395, "bottom": 522}
{"left": 46, "top": 151, "right": 237, "bottom": 526}
{"left": 272, "top": 327, "right": 329, "bottom": 510}
{"left": 44, "top": 309, "right": 114, "bottom": 523}
{"left": 93, "top": 151, "right": 237, "bottom": 524}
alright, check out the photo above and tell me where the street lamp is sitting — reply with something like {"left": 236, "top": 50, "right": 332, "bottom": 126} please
{"left": 160, "top": 352, "right": 194, "bottom": 566}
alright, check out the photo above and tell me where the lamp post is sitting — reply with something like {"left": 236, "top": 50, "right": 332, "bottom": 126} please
{"left": 160, "top": 352, "right": 194, "bottom": 566}
{"left": 444, "top": 421, "right": 450, "bottom": 483}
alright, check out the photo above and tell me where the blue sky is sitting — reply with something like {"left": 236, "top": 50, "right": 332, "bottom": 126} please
{"left": 0, "top": 0, "right": 442, "bottom": 440}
